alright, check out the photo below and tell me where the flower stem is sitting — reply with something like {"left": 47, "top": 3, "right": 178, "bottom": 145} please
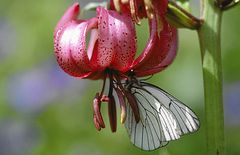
{"left": 198, "top": 0, "right": 225, "bottom": 155}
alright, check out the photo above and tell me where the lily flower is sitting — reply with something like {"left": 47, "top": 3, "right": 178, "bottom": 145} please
{"left": 54, "top": 2, "right": 177, "bottom": 132}
{"left": 53, "top": 2, "right": 199, "bottom": 151}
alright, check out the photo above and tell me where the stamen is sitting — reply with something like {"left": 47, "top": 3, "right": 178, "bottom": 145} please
{"left": 129, "top": 0, "right": 141, "bottom": 24}
{"left": 114, "top": 87, "right": 127, "bottom": 124}
{"left": 99, "top": 75, "right": 107, "bottom": 97}
{"left": 113, "top": 0, "right": 121, "bottom": 12}
{"left": 144, "top": 0, "right": 154, "bottom": 19}
{"left": 93, "top": 114, "right": 101, "bottom": 131}
{"left": 108, "top": 96, "right": 117, "bottom": 132}
{"left": 93, "top": 93, "right": 105, "bottom": 128}
{"left": 92, "top": 75, "right": 108, "bottom": 130}
{"left": 108, "top": 74, "right": 117, "bottom": 132}
{"left": 114, "top": 74, "right": 140, "bottom": 123}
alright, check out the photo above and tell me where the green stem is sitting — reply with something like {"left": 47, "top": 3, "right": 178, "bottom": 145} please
{"left": 198, "top": 0, "right": 225, "bottom": 155}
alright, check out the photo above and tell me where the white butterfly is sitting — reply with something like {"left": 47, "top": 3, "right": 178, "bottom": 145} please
{"left": 124, "top": 80, "right": 200, "bottom": 151}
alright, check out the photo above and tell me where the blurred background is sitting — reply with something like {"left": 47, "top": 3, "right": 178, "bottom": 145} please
{"left": 0, "top": 0, "right": 239, "bottom": 155}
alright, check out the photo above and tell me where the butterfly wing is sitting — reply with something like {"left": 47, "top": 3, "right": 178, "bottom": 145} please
{"left": 124, "top": 81, "right": 200, "bottom": 151}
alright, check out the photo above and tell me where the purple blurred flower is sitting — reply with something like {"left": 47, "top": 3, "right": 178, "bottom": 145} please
{"left": 7, "top": 61, "right": 87, "bottom": 113}
{"left": 224, "top": 82, "right": 240, "bottom": 126}
{"left": 0, "top": 118, "right": 40, "bottom": 155}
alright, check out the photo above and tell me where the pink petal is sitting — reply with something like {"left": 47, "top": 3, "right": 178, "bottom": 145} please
{"left": 156, "top": 27, "right": 178, "bottom": 68}
{"left": 89, "top": 7, "right": 116, "bottom": 70}
{"left": 87, "top": 29, "right": 98, "bottom": 60}
{"left": 90, "top": 7, "right": 136, "bottom": 72}
{"left": 109, "top": 10, "right": 137, "bottom": 72}
{"left": 131, "top": 18, "right": 158, "bottom": 68}
{"left": 55, "top": 2, "right": 80, "bottom": 32}
{"left": 131, "top": 17, "right": 178, "bottom": 77}
{"left": 69, "top": 17, "right": 98, "bottom": 70}
{"left": 54, "top": 3, "right": 97, "bottom": 78}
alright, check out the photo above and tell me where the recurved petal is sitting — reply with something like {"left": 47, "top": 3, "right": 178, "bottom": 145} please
{"left": 155, "top": 27, "right": 177, "bottom": 69}
{"left": 55, "top": 2, "right": 80, "bottom": 32}
{"left": 69, "top": 18, "right": 98, "bottom": 71}
{"left": 90, "top": 7, "right": 136, "bottom": 72}
{"left": 130, "top": 16, "right": 158, "bottom": 70}
{"left": 54, "top": 3, "right": 99, "bottom": 78}
{"left": 131, "top": 17, "right": 178, "bottom": 77}
{"left": 54, "top": 20, "right": 93, "bottom": 78}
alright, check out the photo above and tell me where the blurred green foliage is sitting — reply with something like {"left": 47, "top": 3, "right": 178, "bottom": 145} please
{"left": 0, "top": 0, "right": 240, "bottom": 155}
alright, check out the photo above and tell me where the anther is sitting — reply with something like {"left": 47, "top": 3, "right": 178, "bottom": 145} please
{"left": 93, "top": 114, "right": 101, "bottom": 131}
{"left": 93, "top": 93, "right": 105, "bottom": 128}
{"left": 115, "top": 88, "right": 127, "bottom": 124}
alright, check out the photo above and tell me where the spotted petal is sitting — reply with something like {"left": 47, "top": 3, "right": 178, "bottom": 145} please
{"left": 90, "top": 7, "right": 137, "bottom": 72}
{"left": 54, "top": 3, "right": 98, "bottom": 78}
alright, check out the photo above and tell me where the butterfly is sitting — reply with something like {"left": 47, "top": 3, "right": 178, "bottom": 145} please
{"left": 123, "top": 77, "right": 200, "bottom": 151}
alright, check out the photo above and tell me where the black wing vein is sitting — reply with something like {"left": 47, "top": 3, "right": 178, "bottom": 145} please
{"left": 124, "top": 81, "right": 200, "bottom": 151}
